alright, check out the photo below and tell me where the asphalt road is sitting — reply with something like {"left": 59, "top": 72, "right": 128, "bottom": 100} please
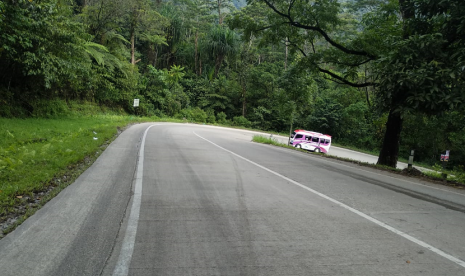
{"left": 1, "top": 123, "right": 465, "bottom": 276}
{"left": 267, "top": 132, "right": 424, "bottom": 170}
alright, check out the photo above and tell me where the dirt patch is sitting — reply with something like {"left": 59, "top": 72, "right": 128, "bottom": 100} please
{"left": 401, "top": 167, "right": 424, "bottom": 177}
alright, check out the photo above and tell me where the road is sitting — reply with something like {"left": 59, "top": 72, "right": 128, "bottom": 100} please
{"left": 1, "top": 123, "right": 465, "bottom": 275}
{"left": 267, "top": 132, "right": 421, "bottom": 170}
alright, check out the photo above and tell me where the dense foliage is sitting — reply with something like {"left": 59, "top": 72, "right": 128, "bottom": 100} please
{"left": 0, "top": 0, "right": 464, "bottom": 169}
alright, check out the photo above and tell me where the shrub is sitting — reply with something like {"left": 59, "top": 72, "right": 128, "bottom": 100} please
{"left": 176, "top": 107, "right": 207, "bottom": 123}
{"left": 191, "top": 107, "right": 207, "bottom": 123}
{"left": 233, "top": 116, "right": 251, "bottom": 128}
{"left": 217, "top": 112, "right": 227, "bottom": 124}
{"left": 206, "top": 110, "right": 216, "bottom": 124}
{"left": 175, "top": 109, "right": 192, "bottom": 120}
{"left": 32, "top": 99, "right": 69, "bottom": 118}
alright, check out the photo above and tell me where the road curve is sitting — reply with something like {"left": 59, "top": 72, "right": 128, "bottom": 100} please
{"left": 1, "top": 123, "right": 465, "bottom": 276}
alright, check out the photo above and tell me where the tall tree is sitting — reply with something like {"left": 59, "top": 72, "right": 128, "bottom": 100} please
{"left": 233, "top": 0, "right": 465, "bottom": 167}
{"left": 203, "top": 25, "right": 239, "bottom": 78}
{"left": 375, "top": 0, "right": 465, "bottom": 166}
{"left": 0, "top": 0, "right": 93, "bottom": 101}
{"left": 125, "top": 0, "right": 167, "bottom": 65}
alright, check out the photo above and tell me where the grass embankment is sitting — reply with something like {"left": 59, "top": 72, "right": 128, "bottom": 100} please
{"left": 0, "top": 114, "right": 178, "bottom": 235}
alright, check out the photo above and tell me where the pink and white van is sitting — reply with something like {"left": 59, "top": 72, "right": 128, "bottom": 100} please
{"left": 289, "top": 129, "right": 322, "bottom": 146}
{"left": 290, "top": 130, "right": 332, "bottom": 153}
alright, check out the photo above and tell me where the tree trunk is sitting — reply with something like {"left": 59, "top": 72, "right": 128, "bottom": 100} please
{"left": 195, "top": 31, "right": 199, "bottom": 75}
{"left": 285, "top": 37, "right": 288, "bottom": 70}
{"left": 377, "top": 109, "right": 403, "bottom": 167}
{"left": 288, "top": 117, "right": 293, "bottom": 145}
{"left": 376, "top": 0, "right": 411, "bottom": 168}
{"left": 130, "top": 30, "right": 135, "bottom": 65}
{"left": 217, "top": 0, "right": 222, "bottom": 25}
{"left": 242, "top": 85, "right": 246, "bottom": 117}
{"left": 154, "top": 48, "right": 158, "bottom": 67}
{"left": 214, "top": 55, "right": 223, "bottom": 78}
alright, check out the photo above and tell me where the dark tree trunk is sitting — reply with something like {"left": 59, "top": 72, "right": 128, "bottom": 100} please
{"left": 130, "top": 30, "right": 135, "bottom": 65}
{"left": 376, "top": 0, "right": 411, "bottom": 168}
{"left": 195, "top": 31, "right": 199, "bottom": 75}
{"left": 242, "top": 85, "right": 246, "bottom": 117}
{"left": 153, "top": 48, "right": 158, "bottom": 67}
{"left": 285, "top": 37, "right": 288, "bottom": 70}
{"left": 214, "top": 55, "right": 224, "bottom": 78}
{"left": 217, "top": 0, "right": 222, "bottom": 25}
{"left": 377, "top": 109, "right": 403, "bottom": 167}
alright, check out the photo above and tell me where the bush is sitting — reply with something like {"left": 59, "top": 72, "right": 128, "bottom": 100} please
{"left": 233, "top": 116, "right": 251, "bottom": 128}
{"left": 176, "top": 107, "right": 207, "bottom": 123}
{"left": 217, "top": 112, "right": 227, "bottom": 124}
{"left": 191, "top": 107, "right": 207, "bottom": 123}
{"left": 175, "top": 109, "right": 192, "bottom": 120}
{"left": 206, "top": 110, "right": 216, "bottom": 124}
{"left": 32, "top": 99, "right": 69, "bottom": 118}
{"left": 207, "top": 114, "right": 216, "bottom": 124}
{"left": 452, "top": 165, "right": 465, "bottom": 184}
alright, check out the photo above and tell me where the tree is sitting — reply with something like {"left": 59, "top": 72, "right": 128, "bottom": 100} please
{"left": 374, "top": 0, "right": 465, "bottom": 167}
{"left": 203, "top": 25, "right": 239, "bottom": 78}
{"left": 124, "top": 0, "right": 167, "bottom": 65}
{"left": 233, "top": 0, "right": 465, "bottom": 167}
{"left": 277, "top": 64, "right": 315, "bottom": 142}
{"left": 0, "top": 0, "right": 94, "bottom": 103}
{"left": 80, "top": 0, "right": 128, "bottom": 41}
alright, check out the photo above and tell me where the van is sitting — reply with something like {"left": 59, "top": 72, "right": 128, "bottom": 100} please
{"left": 289, "top": 129, "right": 322, "bottom": 146}
{"left": 290, "top": 130, "right": 332, "bottom": 153}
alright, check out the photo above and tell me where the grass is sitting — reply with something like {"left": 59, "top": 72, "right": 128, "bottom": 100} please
{"left": 0, "top": 114, "right": 183, "bottom": 223}
{"left": 252, "top": 135, "right": 288, "bottom": 147}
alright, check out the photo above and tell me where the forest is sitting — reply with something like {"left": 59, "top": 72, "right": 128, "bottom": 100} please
{"left": 0, "top": 0, "right": 464, "bottom": 169}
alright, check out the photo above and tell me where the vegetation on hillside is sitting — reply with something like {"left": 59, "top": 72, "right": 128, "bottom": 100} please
{"left": 1, "top": 0, "right": 464, "bottom": 170}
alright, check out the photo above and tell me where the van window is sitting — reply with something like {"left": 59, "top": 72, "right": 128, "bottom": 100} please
{"left": 311, "top": 137, "right": 319, "bottom": 143}
{"left": 305, "top": 135, "right": 311, "bottom": 141}
{"left": 295, "top": 134, "right": 303, "bottom": 139}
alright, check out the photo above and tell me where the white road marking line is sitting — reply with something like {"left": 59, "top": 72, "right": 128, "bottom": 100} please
{"left": 255, "top": 140, "right": 465, "bottom": 197}
{"left": 113, "top": 124, "right": 156, "bottom": 276}
{"left": 194, "top": 131, "right": 465, "bottom": 268}
{"left": 191, "top": 125, "right": 460, "bottom": 196}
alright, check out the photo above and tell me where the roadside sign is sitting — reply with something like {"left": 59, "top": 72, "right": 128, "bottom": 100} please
{"left": 441, "top": 150, "right": 450, "bottom": 162}
{"left": 133, "top": 99, "right": 139, "bottom": 107}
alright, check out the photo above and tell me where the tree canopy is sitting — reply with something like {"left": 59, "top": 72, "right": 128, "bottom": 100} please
{"left": 1, "top": 0, "right": 464, "bottom": 169}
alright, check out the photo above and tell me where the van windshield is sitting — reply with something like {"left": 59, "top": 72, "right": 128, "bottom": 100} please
{"left": 321, "top": 139, "right": 331, "bottom": 145}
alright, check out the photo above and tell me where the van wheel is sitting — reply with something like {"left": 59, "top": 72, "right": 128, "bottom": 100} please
{"left": 296, "top": 144, "right": 302, "bottom": 149}
{"left": 314, "top": 148, "right": 320, "bottom": 153}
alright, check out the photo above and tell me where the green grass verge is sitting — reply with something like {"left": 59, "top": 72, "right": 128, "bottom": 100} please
{"left": 252, "top": 135, "right": 287, "bottom": 147}
{"left": 0, "top": 115, "right": 186, "bottom": 225}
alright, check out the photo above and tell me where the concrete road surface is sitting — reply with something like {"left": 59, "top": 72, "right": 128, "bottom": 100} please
{"left": 1, "top": 123, "right": 465, "bottom": 276}
{"left": 266, "top": 132, "right": 422, "bottom": 170}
